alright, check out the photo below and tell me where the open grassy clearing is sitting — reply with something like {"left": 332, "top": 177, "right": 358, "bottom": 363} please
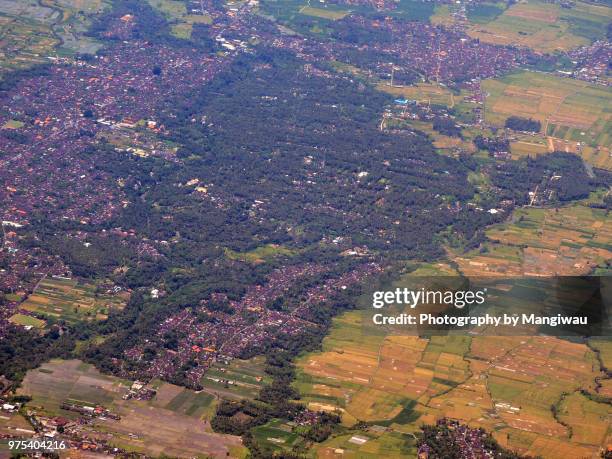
{"left": 313, "top": 429, "right": 417, "bottom": 458}
{"left": 466, "top": 0, "right": 610, "bottom": 52}
{"left": 252, "top": 418, "right": 301, "bottom": 452}
{"left": 17, "top": 359, "right": 246, "bottom": 458}
{"left": 260, "top": 0, "right": 433, "bottom": 36}
{"left": 8, "top": 313, "right": 46, "bottom": 329}
{"left": 299, "top": 5, "right": 348, "bottom": 20}
{"left": 224, "top": 244, "right": 296, "bottom": 263}
{"left": 19, "top": 276, "right": 128, "bottom": 324}
{"left": 466, "top": 1, "right": 506, "bottom": 24}
{"left": 377, "top": 82, "right": 455, "bottom": 107}
{"left": 1, "top": 119, "right": 24, "bottom": 129}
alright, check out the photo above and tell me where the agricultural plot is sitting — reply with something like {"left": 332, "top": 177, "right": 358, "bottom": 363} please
{"left": 19, "top": 276, "right": 128, "bottom": 324}
{"left": 224, "top": 244, "right": 296, "bottom": 264}
{"left": 0, "top": 0, "right": 107, "bottom": 72}
{"left": 466, "top": 2, "right": 506, "bottom": 24}
{"left": 262, "top": 0, "right": 432, "bottom": 34}
{"left": 466, "top": 0, "right": 610, "bottom": 52}
{"left": 297, "top": 308, "right": 609, "bottom": 459}
{"left": 260, "top": 0, "right": 351, "bottom": 35}
{"left": 514, "top": 136, "right": 612, "bottom": 171}
{"left": 17, "top": 359, "right": 246, "bottom": 458}
{"left": 294, "top": 304, "right": 473, "bottom": 426}
{"left": 557, "top": 392, "right": 609, "bottom": 446}
{"left": 8, "top": 313, "right": 46, "bottom": 329}
{"left": 299, "top": 5, "right": 348, "bottom": 20}
{"left": 0, "top": 409, "right": 36, "bottom": 453}
{"left": 150, "top": 380, "right": 217, "bottom": 420}
{"left": 295, "top": 256, "right": 609, "bottom": 458}
{"left": 483, "top": 71, "right": 612, "bottom": 169}
{"left": 455, "top": 200, "right": 612, "bottom": 277}
{"left": 200, "top": 356, "right": 271, "bottom": 399}
{"left": 313, "top": 430, "right": 417, "bottom": 458}
{"left": 377, "top": 83, "right": 455, "bottom": 107}
{"left": 467, "top": 336, "right": 608, "bottom": 458}
{"left": 146, "top": 0, "right": 212, "bottom": 39}
{"left": 252, "top": 419, "right": 301, "bottom": 452}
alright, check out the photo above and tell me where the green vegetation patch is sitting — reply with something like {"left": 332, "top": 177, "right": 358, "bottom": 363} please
{"left": 224, "top": 244, "right": 296, "bottom": 263}
{"left": 466, "top": 2, "right": 506, "bottom": 23}
{"left": 8, "top": 313, "right": 45, "bottom": 328}
{"left": 19, "top": 276, "right": 128, "bottom": 325}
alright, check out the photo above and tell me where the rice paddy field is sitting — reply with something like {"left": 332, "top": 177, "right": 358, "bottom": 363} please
{"left": 454, "top": 199, "right": 612, "bottom": 277}
{"left": 200, "top": 356, "right": 271, "bottom": 399}
{"left": 484, "top": 71, "right": 611, "bottom": 142}
{"left": 483, "top": 71, "right": 612, "bottom": 169}
{"left": 0, "top": 0, "right": 108, "bottom": 72}
{"left": 295, "top": 309, "right": 610, "bottom": 458}
{"left": 466, "top": 0, "right": 610, "bottom": 52}
{"left": 295, "top": 206, "right": 610, "bottom": 458}
{"left": 146, "top": 0, "right": 212, "bottom": 39}
{"left": 252, "top": 418, "right": 302, "bottom": 452}
{"left": 260, "top": 0, "right": 433, "bottom": 36}
{"left": 15, "top": 359, "right": 246, "bottom": 458}
{"left": 19, "top": 276, "right": 128, "bottom": 324}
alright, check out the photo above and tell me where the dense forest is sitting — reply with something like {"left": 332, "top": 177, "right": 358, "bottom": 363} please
{"left": 504, "top": 115, "right": 541, "bottom": 133}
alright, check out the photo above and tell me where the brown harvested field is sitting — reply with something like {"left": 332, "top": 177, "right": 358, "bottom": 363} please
{"left": 503, "top": 3, "right": 558, "bottom": 23}
{"left": 525, "top": 436, "right": 599, "bottom": 459}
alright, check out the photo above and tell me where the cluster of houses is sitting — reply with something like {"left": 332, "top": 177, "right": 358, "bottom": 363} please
{"left": 121, "top": 262, "right": 381, "bottom": 388}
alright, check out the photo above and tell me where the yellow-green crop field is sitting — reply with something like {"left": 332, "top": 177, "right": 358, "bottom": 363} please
{"left": 19, "top": 276, "right": 128, "bottom": 324}
{"left": 484, "top": 72, "right": 610, "bottom": 142}
{"left": 455, "top": 199, "right": 612, "bottom": 277}
{"left": 298, "top": 5, "right": 348, "bottom": 20}
{"left": 200, "top": 355, "right": 272, "bottom": 399}
{"left": 295, "top": 311, "right": 610, "bottom": 458}
{"left": 146, "top": 0, "right": 212, "bottom": 39}
{"left": 467, "top": 0, "right": 610, "bottom": 52}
